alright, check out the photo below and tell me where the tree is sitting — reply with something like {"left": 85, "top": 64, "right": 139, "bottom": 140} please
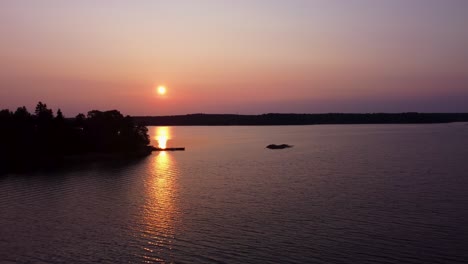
{"left": 56, "top": 109, "right": 64, "bottom": 121}
{"left": 14, "top": 106, "right": 31, "bottom": 121}
{"left": 75, "top": 113, "right": 86, "bottom": 127}
{"left": 135, "top": 124, "right": 150, "bottom": 146}
{"left": 35, "top": 102, "right": 54, "bottom": 121}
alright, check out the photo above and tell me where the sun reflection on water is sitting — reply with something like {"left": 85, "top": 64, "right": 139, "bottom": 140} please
{"left": 141, "top": 129, "right": 180, "bottom": 262}
{"left": 155, "top": 127, "right": 170, "bottom": 149}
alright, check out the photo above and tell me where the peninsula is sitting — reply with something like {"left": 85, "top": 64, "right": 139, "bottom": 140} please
{"left": 0, "top": 102, "right": 151, "bottom": 173}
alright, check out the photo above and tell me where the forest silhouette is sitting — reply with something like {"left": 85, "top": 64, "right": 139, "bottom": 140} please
{"left": 134, "top": 113, "right": 468, "bottom": 126}
{"left": 0, "top": 102, "right": 150, "bottom": 173}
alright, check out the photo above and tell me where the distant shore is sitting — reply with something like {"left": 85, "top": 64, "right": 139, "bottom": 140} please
{"left": 134, "top": 113, "right": 468, "bottom": 126}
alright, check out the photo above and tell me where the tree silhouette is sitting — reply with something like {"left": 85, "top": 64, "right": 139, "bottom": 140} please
{"left": 75, "top": 113, "right": 86, "bottom": 127}
{"left": 35, "top": 102, "right": 54, "bottom": 121}
{"left": 0, "top": 102, "right": 152, "bottom": 173}
{"left": 56, "top": 109, "right": 64, "bottom": 121}
{"left": 14, "top": 106, "right": 31, "bottom": 120}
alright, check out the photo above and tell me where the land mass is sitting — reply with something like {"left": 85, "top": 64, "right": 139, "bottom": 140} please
{"left": 134, "top": 113, "right": 468, "bottom": 126}
{"left": 1, "top": 102, "right": 151, "bottom": 174}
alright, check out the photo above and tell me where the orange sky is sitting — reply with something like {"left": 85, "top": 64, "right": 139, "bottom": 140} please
{"left": 1, "top": 1, "right": 467, "bottom": 116}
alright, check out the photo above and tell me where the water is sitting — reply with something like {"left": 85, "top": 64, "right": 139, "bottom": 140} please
{"left": 1, "top": 124, "right": 468, "bottom": 263}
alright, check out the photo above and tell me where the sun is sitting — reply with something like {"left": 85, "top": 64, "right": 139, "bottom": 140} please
{"left": 157, "top": 85, "right": 167, "bottom": 95}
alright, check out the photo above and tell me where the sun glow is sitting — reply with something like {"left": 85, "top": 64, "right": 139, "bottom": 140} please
{"left": 157, "top": 85, "right": 167, "bottom": 95}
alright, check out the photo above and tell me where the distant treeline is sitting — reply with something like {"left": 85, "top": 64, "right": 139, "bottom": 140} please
{"left": 0, "top": 102, "right": 150, "bottom": 173}
{"left": 134, "top": 113, "right": 468, "bottom": 126}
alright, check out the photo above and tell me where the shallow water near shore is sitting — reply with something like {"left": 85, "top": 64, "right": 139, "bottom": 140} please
{"left": 1, "top": 124, "right": 468, "bottom": 263}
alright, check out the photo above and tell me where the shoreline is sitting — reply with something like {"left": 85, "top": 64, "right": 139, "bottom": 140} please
{"left": 137, "top": 122, "right": 468, "bottom": 127}
{"left": 133, "top": 113, "right": 468, "bottom": 126}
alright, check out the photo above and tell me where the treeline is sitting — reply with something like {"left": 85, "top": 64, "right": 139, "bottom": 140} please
{"left": 134, "top": 113, "right": 468, "bottom": 126}
{"left": 0, "top": 102, "right": 150, "bottom": 172}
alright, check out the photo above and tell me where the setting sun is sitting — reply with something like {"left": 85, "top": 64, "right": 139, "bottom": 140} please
{"left": 157, "top": 86, "right": 167, "bottom": 95}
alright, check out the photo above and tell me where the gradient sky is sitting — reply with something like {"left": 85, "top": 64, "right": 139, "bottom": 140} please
{"left": 1, "top": 0, "right": 467, "bottom": 116}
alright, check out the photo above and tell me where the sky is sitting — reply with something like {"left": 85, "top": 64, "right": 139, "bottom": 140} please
{"left": 1, "top": 0, "right": 467, "bottom": 116}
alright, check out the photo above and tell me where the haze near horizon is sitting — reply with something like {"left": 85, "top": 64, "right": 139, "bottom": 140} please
{"left": 1, "top": 0, "right": 467, "bottom": 116}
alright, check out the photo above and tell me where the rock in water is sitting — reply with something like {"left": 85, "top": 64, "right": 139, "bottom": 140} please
{"left": 266, "top": 144, "right": 293, "bottom": 149}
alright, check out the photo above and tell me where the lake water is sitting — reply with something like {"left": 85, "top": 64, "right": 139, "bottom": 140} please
{"left": 1, "top": 124, "right": 468, "bottom": 263}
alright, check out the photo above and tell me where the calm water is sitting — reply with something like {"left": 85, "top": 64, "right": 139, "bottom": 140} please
{"left": 1, "top": 124, "right": 468, "bottom": 263}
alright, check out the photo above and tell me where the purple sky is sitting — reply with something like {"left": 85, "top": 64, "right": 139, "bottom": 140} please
{"left": 1, "top": 0, "right": 467, "bottom": 116}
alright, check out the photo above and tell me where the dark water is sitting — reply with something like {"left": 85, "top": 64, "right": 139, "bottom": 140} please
{"left": 1, "top": 124, "right": 468, "bottom": 263}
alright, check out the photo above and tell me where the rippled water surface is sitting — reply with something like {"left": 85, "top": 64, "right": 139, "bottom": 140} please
{"left": 1, "top": 124, "right": 468, "bottom": 263}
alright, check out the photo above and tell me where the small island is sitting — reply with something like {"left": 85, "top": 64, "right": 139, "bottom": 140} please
{"left": 266, "top": 144, "right": 293, "bottom": 149}
{"left": 0, "top": 102, "right": 152, "bottom": 173}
